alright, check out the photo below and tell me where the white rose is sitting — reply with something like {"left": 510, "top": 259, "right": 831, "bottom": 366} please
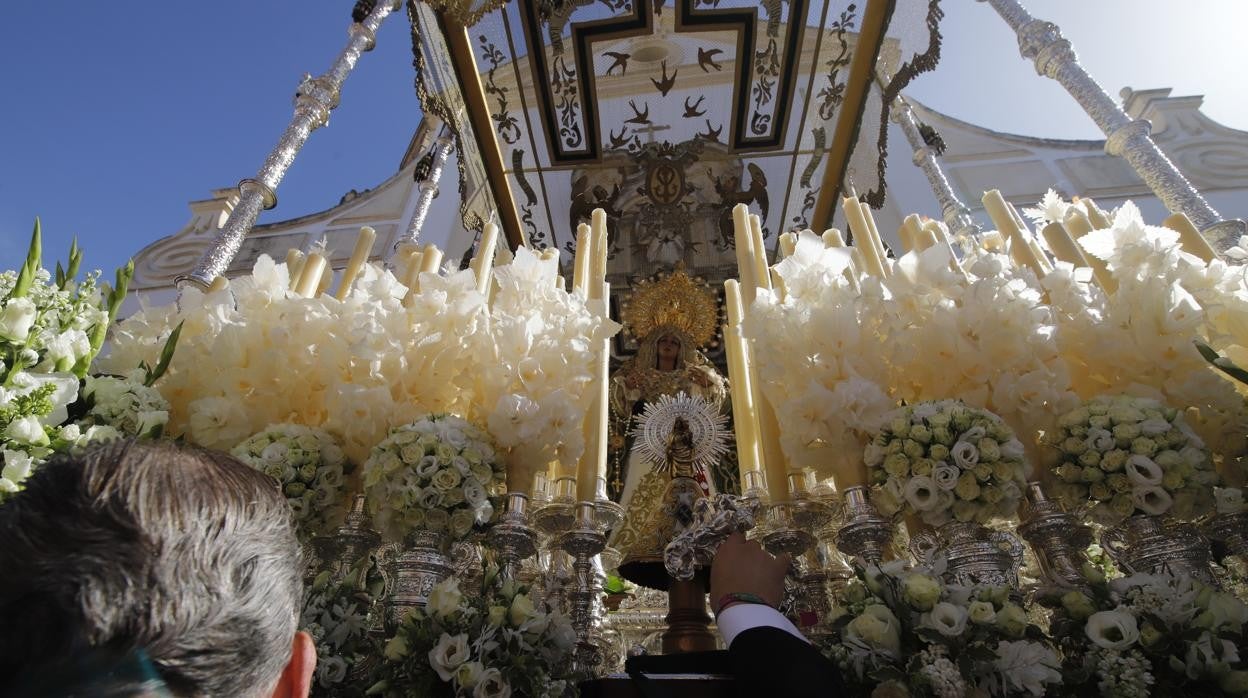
{"left": 432, "top": 467, "right": 463, "bottom": 491}
{"left": 1132, "top": 486, "right": 1173, "bottom": 516}
{"left": 951, "top": 441, "right": 980, "bottom": 470}
{"left": 416, "top": 455, "right": 441, "bottom": 478}
{"left": 473, "top": 668, "right": 511, "bottom": 698}
{"left": 919, "top": 602, "right": 969, "bottom": 637}
{"left": 427, "top": 577, "right": 464, "bottom": 619}
{"left": 1086, "top": 428, "right": 1116, "bottom": 453}
{"left": 319, "top": 655, "right": 348, "bottom": 685}
{"left": 428, "top": 632, "right": 471, "bottom": 681}
{"left": 0, "top": 297, "right": 37, "bottom": 342}
{"left": 1125, "top": 455, "right": 1163, "bottom": 487}
{"left": 5, "top": 416, "right": 49, "bottom": 447}
{"left": 261, "top": 441, "right": 289, "bottom": 464}
{"left": 932, "top": 462, "right": 960, "bottom": 491}
{"left": 455, "top": 660, "right": 485, "bottom": 689}
{"left": 1085, "top": 610, "right": 1139, "bottom": 650}
{"left": 1001, "top": 438, "right": 1025, "bottom": 461}
{"left": 509, "top": 592, "right": 536, "bottom": 625}
{"left": 903, "top": 476, "right": 942, "bottom": 512}
{"left": 463, "top": 479, "right": 487, "bottom": 509}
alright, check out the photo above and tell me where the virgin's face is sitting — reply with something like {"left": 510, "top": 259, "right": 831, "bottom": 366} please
{"left": 656, "top": 334, "right": 681, "bottom": 361}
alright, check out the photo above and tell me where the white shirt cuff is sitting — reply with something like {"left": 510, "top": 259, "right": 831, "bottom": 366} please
{"left": 716, "top": 603, "right": 809, "bottom": 647}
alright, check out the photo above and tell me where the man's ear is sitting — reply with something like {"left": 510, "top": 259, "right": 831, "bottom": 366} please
{"left": 269, "top": 631, "right": 316, "bottom": 698}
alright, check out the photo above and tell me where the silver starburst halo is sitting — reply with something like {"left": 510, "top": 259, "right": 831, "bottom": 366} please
{"left": 630, "top": 392, "right": 730, "bottom": 473}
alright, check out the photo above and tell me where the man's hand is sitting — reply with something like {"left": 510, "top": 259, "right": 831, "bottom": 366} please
{"left": 709, "top": 532, "right": 790, "bottom": 612}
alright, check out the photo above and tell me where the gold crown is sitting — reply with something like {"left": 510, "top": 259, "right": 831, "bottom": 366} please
{"left": 620, "top": 265, "right": 719, "bottom": 348}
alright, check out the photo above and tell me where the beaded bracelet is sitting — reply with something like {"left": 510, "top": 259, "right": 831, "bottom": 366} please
{"left": 714, "top": 591, "right": 770, "bottom": 616}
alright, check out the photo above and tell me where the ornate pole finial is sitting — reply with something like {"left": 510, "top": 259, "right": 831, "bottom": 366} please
{"left": 890, "top": 93, "right": 980, "bottom": 240}
{"left": 178, "top": 0, "right": 402, "bottom": 290}
{"left": 391, "top": 126, "right": 455, "bottom": 260}
{"left": 978, "top": 0, "right": 1245, "bottom": 251}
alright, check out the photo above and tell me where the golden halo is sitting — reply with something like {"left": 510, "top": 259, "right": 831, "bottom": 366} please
{"left": 620, "top": 265, "right": 719, "bottom": 348}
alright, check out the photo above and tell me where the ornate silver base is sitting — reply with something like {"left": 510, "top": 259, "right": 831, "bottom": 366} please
{"left": 1102, "top": 514, "right": 1215, "bottom": 584}
{"left": 913, "top": 520, "right": 1024, "bottom": 587}
{"left": 386, "top": 529, "right": 451, "bottom": 628}
{"left": 1209, "top": 511, "right": 1248, "bottom": 561}
{"left": 1018, "top": 482, "right": 1092, "bottom": 588}
{"left": 835, "top": 486, "right": 894, "bottom": 566}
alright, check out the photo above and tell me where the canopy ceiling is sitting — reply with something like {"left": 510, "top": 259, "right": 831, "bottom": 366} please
{"left": 414, "top": 0, "right": 944, "bottom": 256}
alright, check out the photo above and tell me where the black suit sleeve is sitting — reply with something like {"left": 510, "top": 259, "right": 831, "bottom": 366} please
{"left": 728, "top": 626, "right": 845, "bottom": 698}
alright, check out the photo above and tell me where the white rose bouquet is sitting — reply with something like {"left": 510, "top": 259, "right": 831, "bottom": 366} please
{"left": 865, "top": 400, "right": 1027, "bottom": 526}
{"left": 369, "top": 573, "right": 577, "bottom": 698}
{"left": 300, "top": 556, "right": 385, "bottom": 697}
{"left": 1045, "top": 570, "right": 1248, "bottom": 696}
{"left": 826, "top": 560, "right": 1061, "bottom": 697}
{"left": 1048, "top": 395, "right": 1217, "bottom": 522}
{"left": 233, "top": 423, "right": 351, "bottom": 539}
{"left": 362, "top": 415, "right": 503, "bottom": 545}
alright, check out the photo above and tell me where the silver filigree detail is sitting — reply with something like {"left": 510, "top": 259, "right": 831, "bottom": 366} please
{"left": 1101, "top": 514, "right": 1216, "bottom": 584}
{"left": 179, "top": 0, "right": 401, "bottom": 288}
{"left": 979, "top": 0, "right": 1245, "bottom": 251}
{"left": 663, "top": 494, "right": 760, "bottom": 581}
{"left": 631, "top": 392, "right": 731, "bottom": 474}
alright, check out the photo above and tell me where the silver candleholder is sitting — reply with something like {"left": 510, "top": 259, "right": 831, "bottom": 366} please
{"left": 760, "top": 473, "right": 831, "bottom": 558}
{"left": 1017, "top": 481, "right": 1093, "bottom": 588}
{"left": 559, "top": 501, "right": 607, "bottom": 675}
{"left": 533, "top": 476, "right": 578, "bottom": 537}
{"left": 312, "top": 494, "right": 381, "bottom": 579}
{"left": 835, "top": 486, "right": 894, "bottom": 565}
{"left": 489, "top": 492, "right": 538, "bottom": 582}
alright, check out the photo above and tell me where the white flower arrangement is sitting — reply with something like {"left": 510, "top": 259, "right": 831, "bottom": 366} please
{"left": 232, "top": 423, "right": 351, "bottom": 539}
{"left": 100, "top": 256, "right": 491, "bottom": 462}
{"left": 361, "top": 415, "right": 503, "bottom": 544}
{"left": 480, "top": 247, "right": 619, "bottom": 492}
{"left": 370, "top": 574, "right": 576, "bottom": 698}
{"left": 0, "top": 223, "right": 177, "bottom": 498}
{"left": 81, "top": 370, "right": 170, "bottom": 439}
{"left": 1046, "top": 570, "right": 1248, "bottom": 695}
{"left": 865, "top": 400, "right": 1027, "bottom": 526}
{"left": 1048, "top": 395, "right": 1217, "bottom": 522}
{"left": 826, "top": 560, "right": 1062, "bottom": 697}
{"left": 300, "top": 558, "right": 385, "bottom": 696}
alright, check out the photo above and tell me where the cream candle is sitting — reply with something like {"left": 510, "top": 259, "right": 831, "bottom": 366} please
{"left": 333, "top": 226, "right": 377, "bottom": 300}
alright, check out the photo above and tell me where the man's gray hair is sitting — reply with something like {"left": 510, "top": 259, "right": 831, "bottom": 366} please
{"left": 0, "top": 439, "right": 303, "bottom": 697}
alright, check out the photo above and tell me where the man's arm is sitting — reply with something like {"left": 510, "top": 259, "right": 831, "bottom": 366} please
{"left": 710, "top": 533, "right": 844, "bottom": 697}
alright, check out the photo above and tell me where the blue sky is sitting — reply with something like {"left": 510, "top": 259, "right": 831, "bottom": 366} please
{"left": 2, "top": 1, "right": 1245, "bottom": 276}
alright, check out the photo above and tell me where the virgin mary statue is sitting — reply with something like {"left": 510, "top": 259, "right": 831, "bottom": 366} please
{"left": 607, "top": 267, "right": 734, "bottom": 518}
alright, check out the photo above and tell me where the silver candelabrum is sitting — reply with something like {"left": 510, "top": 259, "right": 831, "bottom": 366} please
{"left": 559, "top": 501, "right": 607, "bottom": 675}
{"left": 1017, "top": 481, "right": 1093, "bottom": 588}
{"left": 835, "top": 486, "right": 895, "bottom": 566}
{"left": 489, "top": 492, "right": 538, "bottom": 583}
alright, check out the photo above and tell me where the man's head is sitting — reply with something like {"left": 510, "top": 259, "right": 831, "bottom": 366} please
{"left": 0, "top": 439, "right": 314, "bottom": 697}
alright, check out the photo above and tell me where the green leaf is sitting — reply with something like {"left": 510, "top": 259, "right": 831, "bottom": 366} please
{"left": 62, "top": 238, "right": 82, "bottom": 289}
{"left": 9, "top": 219, "right": 42, "bottom": 299}
{"left": 144, "top": 320, "right": 183, "bottom": 386}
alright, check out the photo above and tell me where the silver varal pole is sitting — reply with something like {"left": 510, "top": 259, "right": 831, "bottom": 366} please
{"left": 391, "top": 127, "right": 455, "bottom": 258}
{"left": 980, "top": 0, "right": 1245, "bottom": 251}
{"left": 178, "top": 0, "right": 402, "bottom": 289}
{"left": 892, "top": 94, "right": 980, "bottom": 240}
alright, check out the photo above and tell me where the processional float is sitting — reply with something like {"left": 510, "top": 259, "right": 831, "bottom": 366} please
{"left": 170, "top": 0, "right": 1248, "bottom": 695}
